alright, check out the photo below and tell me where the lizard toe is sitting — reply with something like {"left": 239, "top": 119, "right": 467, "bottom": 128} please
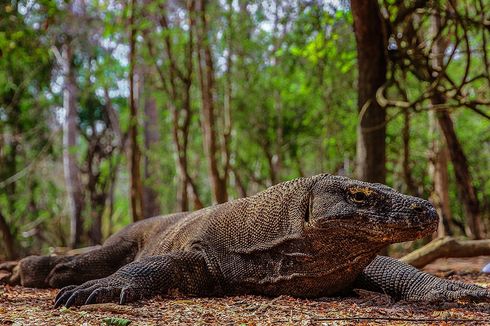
{"left": 55, "top": 290, "right": 75, "bottom": 308}
{"left": 64, "top": 284, "right": 106, "bottom": 308}
{"left": 119, "top": 286, "right": 148, "bottom": 305}
{"left": 55, "top": 280, "right": 101, "bottom": 307}
{"left": 54, "top": 285, "right": 78, "bottom": 304}
{"left": 84, "top": 286, "right": 121, "bottom": 305}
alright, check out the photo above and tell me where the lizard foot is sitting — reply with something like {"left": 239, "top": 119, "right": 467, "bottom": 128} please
{"left": 0, "top": 261, "right": 20, "bottom": 285}
{"left": 408, "top": 279, "right": 490, "bottom": 303}
{"left": 54, "top": 275, "right": 153, "bottom": 308}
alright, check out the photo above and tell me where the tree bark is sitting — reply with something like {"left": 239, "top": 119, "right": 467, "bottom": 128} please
{"left": 428, "top": 119, "right": 453, "bottom": 238}
{"left": 351, "top": 0, "right": 387, "bottom": 184}
{"left": 128, "top": 0, "right": 144, "bottom": 221}
{"left": 141, "top": 68, "right": 161, "bottom": 218}
{"left": 270, "top": 2, "right": 284, "bottom": 184}
{"left": 151, "top": 1, "right": 203, "bottom": 211}
{"left": 62, "top": 42, "right": 84, "bottom": 248}
{"left": 0, "top": 211, "right": 16, "bottom": 259}
{"left": 195, "top": 0, "right": 228, "bottom": 204}
{"left": 223, "top": 0, "right": 233, "bottom": 191}
{"left": 437, "top": 110, "right": 483, "bottom": 239}
{"left": 429, "top": 13, "right": 482, "bottom": 239}
{"left": 402, "top": 110, "right": 417, "bottom": 195}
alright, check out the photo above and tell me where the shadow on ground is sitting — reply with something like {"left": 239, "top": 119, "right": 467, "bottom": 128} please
{"left": 0, "top": 256, "right": 489, "bottom": 325}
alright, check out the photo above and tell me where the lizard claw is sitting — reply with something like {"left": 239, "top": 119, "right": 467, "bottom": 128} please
{"left": 54, "top": 276, "right": 152, "bottom": 307}
{"left": 54, "top": 285, "right": 78, "bottom": 307}
{"left": 119, "top": 286, "right": 145, "bottom": 305}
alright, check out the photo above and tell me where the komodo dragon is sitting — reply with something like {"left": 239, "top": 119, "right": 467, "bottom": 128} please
{"left": 1, "top": 174, "right": 489, "bottom": 308}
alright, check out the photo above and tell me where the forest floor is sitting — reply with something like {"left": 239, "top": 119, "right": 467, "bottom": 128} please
{"left": 0, "top": 256, "right": 489, "bottom": 325}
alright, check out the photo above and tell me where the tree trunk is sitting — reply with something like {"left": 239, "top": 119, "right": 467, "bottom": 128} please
{"left": 437, "top": 110, "right": 483, "bottom": 239}
{"left": 428, "top": 111, "right": 453, "bottom": 237}
{"left": 62, "top": 43, "right": 84, "bottom": 248}
{"left": 351, "top": 0, "right": 387, "bottom": 184}
{"left": 271, "top": 2, "right": 283, "bottom": 184}
{"left": 155, "top": 1, "right": 203, "bottom": 211}
{"left": 223, "top": 0, "right": 233, "bottom": 192}
{"left": 429, "top": 13, "right": 482, "bottom": 239}
{"left": 195, "top": 0, "right": 228, "bottom": 204}
{"left": 128, "top": 0, "right": 144, "bottom": 222}
{"left": 402, "top": 110, "right": 417, "bottom": 195}
{"left": 141, "top": 68, "right": 161, "bottom": 218}
{"left": 0, "top": 211, "right": 16, "bottom": 259}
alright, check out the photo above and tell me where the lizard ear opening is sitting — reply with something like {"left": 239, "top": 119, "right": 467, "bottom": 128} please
{"left": 304, "top": 192, "right": 314, "bottom": 223}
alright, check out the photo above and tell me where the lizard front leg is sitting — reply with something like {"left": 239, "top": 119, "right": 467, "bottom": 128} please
{"left": 54, "top": 251, "right": 217, "bottom": 307}
{"left": 355, "top": 256, "right": 490, "bottom": 302}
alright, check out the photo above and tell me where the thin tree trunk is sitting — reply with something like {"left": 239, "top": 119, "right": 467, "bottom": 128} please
{"left": 232, "top": 167, "right": 247, "bottom": 198}
{"left": 428, "top": 110, "right": 453, "bottom": 237}
{"left": 62, "top": 42, "right": 84, "bottom": 248}
{"left": 223, "top": 0, "right": 233, "bottom": 193}
{"left": 430, "top": 13, "right": 482, "bottom": 239}
{"left": 195, "top": 0, "right": 228, "bottom": 204}
{"left": 141, "top": 67, "right": 161, "bottom": 218}
{"left": 103, "top": 89, "right": 124, "bottom": 236}
{"left": 351, "top": 0, "right": 387, "bottom": 184}
{"left": 271, "top": 2, "right": 283, "bottom": 184}
{"left": 0, "top": 211, "right": 16, "bottom": 259}
{"left": 402, "top": 110, "right": 417, "bottom": 195}
{"left": 128, "top": 0, "right": 144, "bottom": 221}
{"left": 437, "top": 110, "right": 483, "bottom": 239}
{"left": 155, "top": 1, "right": 203, "bottom": 210}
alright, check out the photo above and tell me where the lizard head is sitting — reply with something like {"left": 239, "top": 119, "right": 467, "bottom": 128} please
{"left": 307, "top": 175, "right": 438, "bottom": 243}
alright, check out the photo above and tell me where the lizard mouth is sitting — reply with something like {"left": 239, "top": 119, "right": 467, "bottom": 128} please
{"left": 316, "top": 213, "right": 437, "bottom": 243}
{"left": 363, "top": 210, "right": 438, "bottom": 242}
{"left": 371, "top": 223, "right": 437, "bottom": 242}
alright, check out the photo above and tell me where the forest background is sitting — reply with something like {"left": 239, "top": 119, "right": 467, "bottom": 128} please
{"left": 0, "top": 0, "right": 489, "bottom": 260}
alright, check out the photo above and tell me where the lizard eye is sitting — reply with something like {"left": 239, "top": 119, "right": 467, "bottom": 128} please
{"left": 351, "top": 191, "right": 368, "bottom": 203}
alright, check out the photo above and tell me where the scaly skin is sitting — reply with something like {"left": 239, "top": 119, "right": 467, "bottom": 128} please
{"left": 1, "top": 174, "right": 488, "bottom": 307}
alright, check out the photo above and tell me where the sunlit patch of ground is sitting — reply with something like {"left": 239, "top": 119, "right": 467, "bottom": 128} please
{"left": 1, "top": 256, "right": 489, "bottom": 325}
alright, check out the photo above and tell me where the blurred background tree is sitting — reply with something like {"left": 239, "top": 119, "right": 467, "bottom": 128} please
{"left": 0, "top": 0, "right": 488, "bottom": 259}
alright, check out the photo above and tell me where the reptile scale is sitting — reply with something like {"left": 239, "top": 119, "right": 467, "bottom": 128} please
{"left": 1, "top": 174, "right": 489, "bottom": 307}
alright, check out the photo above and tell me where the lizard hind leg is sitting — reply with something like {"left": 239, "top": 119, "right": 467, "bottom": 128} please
{"left": 0, "top": 256, "right": 73, "bottom": 288}
{"left": 0, "top": 261, "right": 21, "bottom": 285}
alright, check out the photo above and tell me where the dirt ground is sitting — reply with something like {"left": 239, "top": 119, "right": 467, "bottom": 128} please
{"left": 0, "top": 256, "right": 489, "bottom": 325}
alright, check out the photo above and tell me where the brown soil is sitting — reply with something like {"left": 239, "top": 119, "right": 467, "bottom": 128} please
{"left": 1, "top": 256, "right": 489, "bottom": 325}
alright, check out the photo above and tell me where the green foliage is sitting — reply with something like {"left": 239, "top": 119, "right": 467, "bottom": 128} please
{"left": 102, "top": 317, "right": 132, "bottom": 326}
{"left": 0, "top": 0, "right": 488, "bottom": 256}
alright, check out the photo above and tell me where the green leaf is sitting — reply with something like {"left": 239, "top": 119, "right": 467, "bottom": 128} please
{"left": 102, "top": 317, "right": 132, "bottom": 326}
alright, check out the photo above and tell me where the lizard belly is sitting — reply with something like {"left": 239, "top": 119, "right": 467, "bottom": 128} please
{"left": 222, "top": 238, "right": 380, "bottom": 298}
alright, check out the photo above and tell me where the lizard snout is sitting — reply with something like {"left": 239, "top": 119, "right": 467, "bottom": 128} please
{"left": 410, "top": 201, "right": 438, "bottom": 226}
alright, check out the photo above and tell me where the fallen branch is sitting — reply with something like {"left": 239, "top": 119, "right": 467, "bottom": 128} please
{"left": 401, "top": 236, "right": 490, "bottom": 268}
